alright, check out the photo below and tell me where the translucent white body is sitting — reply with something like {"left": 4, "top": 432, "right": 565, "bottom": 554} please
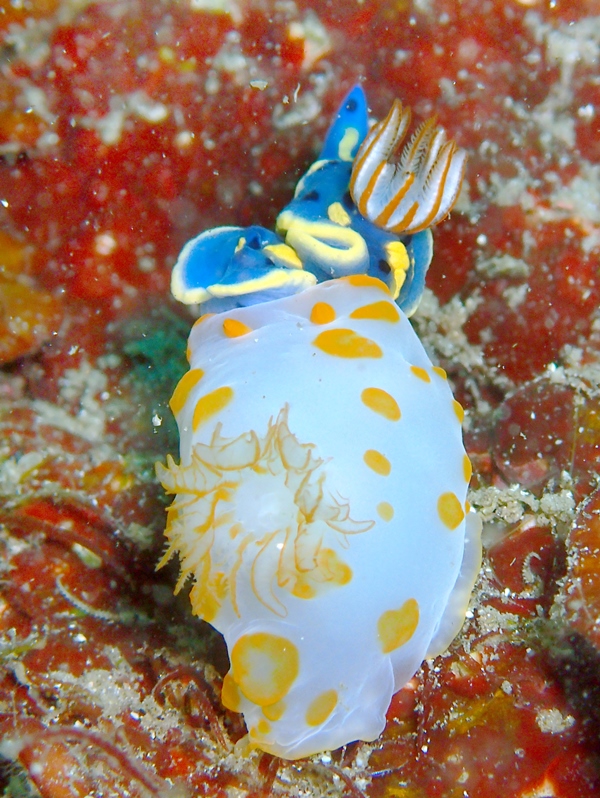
{"left": 157, "top": 275, "right": 481, "bottom": 759}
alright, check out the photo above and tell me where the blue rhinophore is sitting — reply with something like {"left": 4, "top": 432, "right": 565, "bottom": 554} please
{"left": 319, "top": 85, "right": 369, "bottom": 162}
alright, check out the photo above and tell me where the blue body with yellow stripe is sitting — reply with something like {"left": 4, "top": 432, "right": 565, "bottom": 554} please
{"left": 171, "top": 86, "right": 432, "bottom": 316}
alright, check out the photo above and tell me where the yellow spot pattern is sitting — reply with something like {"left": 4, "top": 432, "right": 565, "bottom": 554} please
{"left": 292, "top": 548, "right": 352, "bottom": 599}
{"left": 263, "top": 699, "right": 286, "bottom": 721}
{"left": 223, "top": 318, "right": 253, "bottom": 338}
{"left": 453, "top": 400, "right": 465, "bottom": 424}
{"left": 463, "top": 454, "right": 472, "bottom": 483}
{"left": 192, "top": 385, "right": 234, "bottom": 431}
{"left": 377, "top": 502, "right": 394, "bottom": 521}
{"left": 191, "top": 312, "right": 215, "bottom": 332}
{"left": 310, "top": 301, "right": 336, "bottom": 324}
{"left": 410, "top": 365, "right": 431, "bottom": 382}
{"left": 433, "top": 366, "right": 447, "bottom": 379}
{"left": 231, "top": 632, "right": 299, "bottom": 707}
{"left": 437, "top": 492, "right": 465, "bottom": 530}
{"left": 344, "top": 274, "right": 391, "bottom": 294}
{"left": 361, "top": 387, "right": 401, "bottom": 421}
{"left": 263, "top": 242, "right": 303, "bottom": 269}
{"left": 169, "top": 368, "right": 204, "bottom": 416}
{"left": 384, "top": 240, "right": 410, "bottom": 298}
{"left": 221, "top": 672, "right": 242, "bottom": 712}
{"left": 350, "top": 300, "right": 400, "bottom": 323}
{"left": 378, "top": 599, "right": 420, "bottom": 653}
{"left": 313, "top": 328, "right": 382, "bottom": 358}
{"left": 327, "top": 201, "right": 351, "bottom": 226}
{"left": 255, "top": 719, "right": 271, "bottom": 735}
{"left": 305, "top": 689, "right": 338, "bottom": 727}
{"left": 364, "top": 449, "right": 391, "bottom": 476}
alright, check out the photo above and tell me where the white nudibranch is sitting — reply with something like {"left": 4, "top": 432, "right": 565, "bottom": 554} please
{"left": 157, "top": 87, "right": 480, "bottom": 760}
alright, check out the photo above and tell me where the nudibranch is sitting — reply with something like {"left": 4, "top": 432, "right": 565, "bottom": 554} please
{"left": 157, "top": 87, "right": 481, "bottom": 760}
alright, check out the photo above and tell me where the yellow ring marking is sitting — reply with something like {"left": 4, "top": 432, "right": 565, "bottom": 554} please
{"left": 231, "top": 632, "right": 299, "bottom": 707}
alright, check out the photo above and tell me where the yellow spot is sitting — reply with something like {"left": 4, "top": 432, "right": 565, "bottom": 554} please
{"left": 344, "top": 274, "right": 391, "bottom": 293}
{"left": 364, "top": 449, "right": 391, "bottom": 476}
{"left": 256, "top": 719, "right": 271, "bottom": 735}
{"left": 453, "top": 399, "right": 465, "bottom": 424}
{"left": 292, "top": 548, "right": 351, "bottom": 598}
{"left": 221, "top": 671, "right": 241, "bottom": 712}
{"left": 465, "top": 500, "right": 471, "bottom": 514}
{"left": 305, "top": 689, "right": 338, "bottom": 727}
{"left": 223, "top": 318, "right": 253, "bottom": 338}
{"left": 310, "top": 301, "right": 336, "bottom": 324}
{"left": 263, "top": 242, "right": 303, "bottom": 269}
{"left": 410, "top": 365, "right": 430, "bottom": 382}
{"left": 313, "top": 328, "right": 382, "bottom": 358}
{"left": 384, "top": 240, "right": 410, "bottom": 299}
{"left": 433, "top": 366, "right": 447, "bottom": 379}
{"left": 377, "top": 502, "right": 394, "bottom": 521}
{"left": 318, "top": 548, "right": 352, "bottom": 585}
{"left": 463, "top": 454, "right": 472, "bottom": 483}
{"left": 361, "top": 387, "right": 401, "bottom": 421}
{"left": 338, "top": 126, "right": 359, "bottom": 162}
{"left": 231, "top": 632, "right": 299, "bottom": 706}
{"left": 378, "top": 599, "right": 420, "bottom": 653}
{"left": 327, "top": 201, "right": 351, "bottom": 226}
{"left": 192, "top": 386, "right": 234, "bottom": 431}
{"left": 191, "top": 312, "right": 215, "bottom": 332}
{"left": 169, "top": 368, "right": 204, "bottom": 416}
{"left": 350, "top": 300, "right": 400, "bottom": 322}
{"left": 186, "top": 345, "right": 191, "bottom": 363}
{"left": 438, "top": 492, "right": 465, "bottom": 530}
{"left": 291, "top": 577, "right": 316, "bottom": 599}
{"left": 263, "top": 699, "right": 286, "bottom": 721}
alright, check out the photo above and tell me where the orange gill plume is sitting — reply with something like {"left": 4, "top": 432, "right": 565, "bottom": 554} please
{"left": 349, "top": 98, "right": 467, "bottom": 235}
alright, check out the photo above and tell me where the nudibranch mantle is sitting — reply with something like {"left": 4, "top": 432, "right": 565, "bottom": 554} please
{"left": 158, "top": 87, "right": 480, "bottom": 760}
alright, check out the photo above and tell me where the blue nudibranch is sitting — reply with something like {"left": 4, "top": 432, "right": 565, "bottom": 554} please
{"left": 157, "top": 86, "right": 481, "bottom": 760}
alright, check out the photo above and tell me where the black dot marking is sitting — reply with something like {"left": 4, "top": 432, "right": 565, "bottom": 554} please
{"left": 346, "top": 98, "right": 357, "bottom": 113}
{"left": 247, "top": 234, "right": 261, "bottom": 250}
{"left": 343, "top": 191, "right": 353, "bottom": 207}
{"left": 302, "top": 190, "right": 320, "bottom": 202}
{"left": 378, "top": 259, "right": 391, "bottom": 274}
